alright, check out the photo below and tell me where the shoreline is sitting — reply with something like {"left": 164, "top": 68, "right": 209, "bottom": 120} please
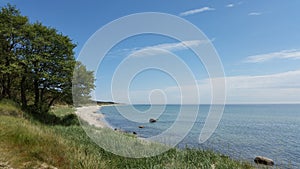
{"left": 75, "top": 105, "right": 145, "bottom": 137}
{"left": 75, "top": 105, "right": 114, "bottom": 129}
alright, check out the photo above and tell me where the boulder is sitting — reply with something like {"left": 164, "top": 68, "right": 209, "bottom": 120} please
{"left": 149, "top": 118, "right": 157, "bottom": 123}
{"left": 254, "top": 156, "right": 274, "bottom": 166}
{"left": 133, "top": 131, "right": 137, "bottom": 135}
{"left": 138, "top": 125, "right": 145, "bottom": 128}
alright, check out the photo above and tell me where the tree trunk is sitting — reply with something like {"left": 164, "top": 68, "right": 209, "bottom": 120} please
{"left": 48, "top": 96, "right": 58, "bottom": 108}
{"left": 34, "top": 78, "right": 39, "bottom": 108}
{"left": 20, "top": 76, "right": 27, "bottom": 108}
{"left": 0, "top": 77, "right": 5, "bottom": 98}
{"left": 40, "top": 87, "right": 45, "bottom": 103}
{"left": 6, "top": 75, "right": 11, "bottom": 99}
{"left": 1, "top": 75, "right": 12, "bottom": 99}
{"left": 4, "top": 53, "right": 12, "bottom": 99}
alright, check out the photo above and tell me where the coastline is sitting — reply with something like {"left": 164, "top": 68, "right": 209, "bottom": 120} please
{"left": 74, "top": 104, "right": 296, "bottom": 167}
{"left": 0, "top": 104, "right": 255, "bottom": 168}
{"left": 75, "top": 105, "right": 113, "bottom": 129}
{"left": 75, "top": 104, "right": 143, "bottom": 136}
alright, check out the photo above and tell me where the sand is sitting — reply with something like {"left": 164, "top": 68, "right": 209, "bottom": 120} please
{"left": 75, "top": 105, "right": 110, "bottom": 128}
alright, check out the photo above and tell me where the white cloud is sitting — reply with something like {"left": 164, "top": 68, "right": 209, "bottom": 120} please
{"left": 226, "top": 4, "right": 234, "bottom": 8}
{"left": 147, "top": 40, "right": 203, "bottom": 51}
{"left": 130, "top": 40, "right": 209, "bottom": 57}
{"left": 180, "top": 7, "right": 215, "bottom": 16}
{"left": 224, "top": 70, "right": 300, "bottom": 103}
{"left": 129, "top": 70, "right": 300, "bottom": 104}
{"left": 105, "top": 40, "right": 208, "bottom": 58}
{"left": 245, "top": 49, "right": 300, "bottom": 63}
{"left": 248, "top": 12, "right": 262, "bottom": 16}
{"left": 226, "top": 70, "right": 300, "bottom": 89}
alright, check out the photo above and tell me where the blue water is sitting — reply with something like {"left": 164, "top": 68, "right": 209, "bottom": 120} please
{"left": 100, "top": 104, "right": 300, "bottom": 168}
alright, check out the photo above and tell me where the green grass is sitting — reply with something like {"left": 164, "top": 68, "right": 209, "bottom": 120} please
{"left": 0, "top": 99, "right": 23, "bottom": 117}
{"left": 0, "top": 101, "right": 255, "bottom": 169}
{"left": 26, "top": 105, "right": 79, "bottom": 126}
{"left": 53, "top": 124, "right": 254, "bottom": 169}
{"left": 50, "top": 105, "right": 75, "bottom": 117}
{"left": 0, "top": 115, "right": 107, "bottom": 169}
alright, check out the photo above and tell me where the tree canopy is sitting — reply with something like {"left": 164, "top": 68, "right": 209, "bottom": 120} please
{"left": 0, "top": 4, "right": 95, "bottom": 113}
{"left": 72, "top": 62, "right": 95, "bottom": 106}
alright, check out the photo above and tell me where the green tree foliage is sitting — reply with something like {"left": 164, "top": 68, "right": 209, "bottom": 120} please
{"left": 22, "top": 22, "right": 76, "bottom": 112}
{"left": 0, "top": 4, "right": 95, "bottom": 113}
{"left": 0, "top": 4, "right": 28, "bottom": 100}
{"left": 72, "top": 62, "right": 95, "bottom": 106}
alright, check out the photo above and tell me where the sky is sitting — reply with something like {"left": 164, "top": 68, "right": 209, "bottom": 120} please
{"left": 1, "top": 0, "right": 300, "bottom": 104}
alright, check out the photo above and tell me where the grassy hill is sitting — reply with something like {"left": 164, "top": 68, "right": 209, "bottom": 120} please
{"left": 0, "top": 101, "right": 254, "bottom": 169}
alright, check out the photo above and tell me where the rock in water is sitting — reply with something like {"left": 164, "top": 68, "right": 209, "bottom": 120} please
{"left": 149, "top": 118, "right": 157, "bottom": 123}
{"left": 138, "top": 125, "right": 145, "bottom": 128}
{"left": 254, "top": 156, "right": 274, "bottom": 166}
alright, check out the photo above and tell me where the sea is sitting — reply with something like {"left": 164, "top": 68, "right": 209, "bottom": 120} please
{"left": 100, "top": 104, "right": 300, "bottom": 168}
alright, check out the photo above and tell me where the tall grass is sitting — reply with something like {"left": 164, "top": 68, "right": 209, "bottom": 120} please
{"left": 53, "top": 124, "right": 254, "bottom": 169}
{"left": 0, "top": 103, "right": 255, "bottom": 168}
{"left": 50, "top": 105, "right": 75, "bottom": 117}
{"left": 0, "top": 99, "right": 23, "bottom": 117}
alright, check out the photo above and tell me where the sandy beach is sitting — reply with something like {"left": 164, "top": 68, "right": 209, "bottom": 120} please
{"left": 75, "top": 105, "right": 110, "bottom": 128}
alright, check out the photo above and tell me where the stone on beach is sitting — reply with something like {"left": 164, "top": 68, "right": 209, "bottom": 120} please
{"left": 254, "top": 156, "right": 274, "bottom": 166}
{"left": 149, "top": 118, "right": 157, "bottom": 123}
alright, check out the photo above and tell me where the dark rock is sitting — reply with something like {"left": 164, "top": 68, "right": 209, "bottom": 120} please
{"left": 138, "top": 125, "right": 145, "bottom": 128}
{"left": 133, "top": 131, "right": 137, "bottom": 135}
{"left": 149, "top": 118, "right": 157, "bottom": 123}
{"left": 254, "top": 156, "right": 274, "bottom": 166}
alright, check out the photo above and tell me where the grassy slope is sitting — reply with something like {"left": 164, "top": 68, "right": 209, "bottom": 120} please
{"left": 0, "top": 104, "right": 254, "bottom": 169}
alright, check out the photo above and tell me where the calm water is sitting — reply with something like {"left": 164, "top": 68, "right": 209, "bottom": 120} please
{"left": 100, "top": 104, "right": 300, "bottom": 168}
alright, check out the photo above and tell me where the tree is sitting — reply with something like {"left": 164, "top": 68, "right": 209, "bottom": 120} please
{"left": 72, "top": 62, "right": 95, "bottom": 107}
{"left": 0, "top": 4, "right": 95, "bottom": 114}
{"left": 21, "top": 22, "right": 76, "bottom": 112}
{"left": 0, "top": 4, "right": 28, "bottom": 100}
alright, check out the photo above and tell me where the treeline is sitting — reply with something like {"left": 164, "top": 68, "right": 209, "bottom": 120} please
{"left": 0, "top": 4, "right": 94, "bottom": 113}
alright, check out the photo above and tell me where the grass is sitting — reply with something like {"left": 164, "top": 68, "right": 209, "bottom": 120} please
{"left": 0, "top": 99, "right": 23, "bottom": 117}
{"left": 0, "top": 101, "right": 255, "bottom": 169}
{"left": 26, "top": 105, "right": 79, "bottom": 126}
{"left": 53, "top": 124, "right": 254, "bottom": 169}
{"left": 0, "top": 115, "right": 106, "bottom": 169}
{"left": 50, "top": 105, "right": 75, "bottom": 117}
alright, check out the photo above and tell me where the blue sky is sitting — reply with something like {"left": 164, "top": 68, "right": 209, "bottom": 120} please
{"left": 2, "top": 0, "right": 300, "bottom": 104}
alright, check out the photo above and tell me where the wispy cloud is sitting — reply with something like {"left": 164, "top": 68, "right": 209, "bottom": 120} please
{"left": 105, "top": 40, "right": 212, "bottom": 58}
{"left": 161, "top": 70, "right": 300, "bottom": 104}
{"left": 245, "top": 49, "right": 300, "bottom": 63}
{"left": 180, "top": 7, "right": 215, "bottom": 16}
{"left": 226, "top": 4, "right": 234, "bottom": 8}
{"left": 130, "top": 40, "right": 210, "bottom": 57}
{"left": 110, "top": 67, "right": 300, "bottom": 104}
{"left": 226, "top": 70, "right": 300, "bottom": 103}
{"left": 226, "top": 70, "right": 300, "bottom": 89}
{"left": 144, "top": 40, "right": 204, "bottom": 51}
{"left": 248, "top": 12, "right": 262, "bottom": 16}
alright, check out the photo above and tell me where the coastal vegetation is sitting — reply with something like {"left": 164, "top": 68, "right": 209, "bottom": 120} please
{"left": 0, "top": 4, "right": 94, "bottom": 115}
{"left": 0, "top": 4, "right": 257, "bottom": 169}
{"left": 0, "top": 105, "right": 254, "bottom": 169}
